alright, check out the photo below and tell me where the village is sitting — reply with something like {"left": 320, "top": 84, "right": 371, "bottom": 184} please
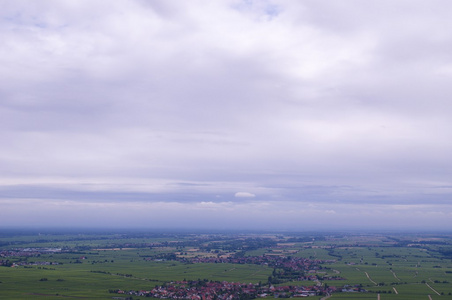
{"left": 112, "top": 253, "right": 352, "bottom": 299}
{"left": 112, "top": 279, "right": 345, "bottom": 299}
{"left": 158, "top": 253, "right": 344, "bottom": 282}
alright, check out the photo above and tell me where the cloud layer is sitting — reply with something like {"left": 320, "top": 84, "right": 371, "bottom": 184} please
{"left": 1, "top": 0, "right": 452, "bottom": 230}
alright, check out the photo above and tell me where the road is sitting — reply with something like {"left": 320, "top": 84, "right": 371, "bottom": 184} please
{"left": 426, "top": 282, "right": 441, "bottom": 295}
{"left": 365, "top": 271, "right": 377, "bottom": 285}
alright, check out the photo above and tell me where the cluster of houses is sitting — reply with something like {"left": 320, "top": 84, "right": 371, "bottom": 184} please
{"left": 176, "top": 255, "right": 343, "bottom": 282}
{"left": 179, "top": 255, "right": 335, "bottom": 273}
{"left": 12, "top": 261, "right": 59, "bottom": 267}
{"left": 0, "top": 248, "right": 61, "bottom": 258}
{"left": 0, "top": 258, "right": 60, "bottom": 267}
{"left": 0, "top": 248, "right": 62, "bottom": 267}
{"left": 112, "top": 254, "right": 349, "bottom": 299}
{"left": 113, "top": 280, "right": 340, "bottom": 299}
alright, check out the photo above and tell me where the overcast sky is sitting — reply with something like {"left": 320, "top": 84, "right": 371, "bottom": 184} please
{"left": 1, "top": 0, "right": 452, "bottom": 231}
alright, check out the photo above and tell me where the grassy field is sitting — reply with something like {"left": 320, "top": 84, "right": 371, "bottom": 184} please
{"left": 1, "top": 230, "right": 452, "bottom": 299}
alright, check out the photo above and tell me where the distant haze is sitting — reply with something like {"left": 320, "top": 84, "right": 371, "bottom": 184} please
{"left": 1, "top": 1, "right": 452, "bottom": 230}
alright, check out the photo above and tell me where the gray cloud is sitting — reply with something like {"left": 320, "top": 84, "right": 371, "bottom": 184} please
{"left": 1, "top": 0, "right": 452, "bottom": 229}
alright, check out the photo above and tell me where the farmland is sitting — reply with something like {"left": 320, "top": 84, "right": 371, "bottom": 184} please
{"left": 1, "top": 230, "right": 452, "bottom": 299}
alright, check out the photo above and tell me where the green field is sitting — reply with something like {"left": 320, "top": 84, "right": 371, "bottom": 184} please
{"left": 1, "top": 230, "right": 452, "bottom": 299}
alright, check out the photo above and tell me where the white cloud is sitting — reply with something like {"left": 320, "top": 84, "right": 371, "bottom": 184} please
{"left": 235, "top": 192, "right": 256, "bottom": 198}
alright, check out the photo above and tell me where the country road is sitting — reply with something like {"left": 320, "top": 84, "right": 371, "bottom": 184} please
{"left": 390, "top": 270, "right": 401, "bottom": 281}
{"left": 365, "top": 271, "right": 377, "bottom": 285}
{"left": 426, "top": 282, "right": 441, "bottom": 296}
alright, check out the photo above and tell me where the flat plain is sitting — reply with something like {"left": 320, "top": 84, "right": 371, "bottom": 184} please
{"left": 1, "top": 230, "right": 452, "bottom": 299}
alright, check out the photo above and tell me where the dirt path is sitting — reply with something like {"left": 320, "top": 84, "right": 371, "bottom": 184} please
{"left": 390, "top": 270, "right": 401, "bottom": 281}
{"left": 393, "top": 287, "right": 398, "bottom": 294}
{"left": 428, "top": 295, "right": 433, "bottom": 300}
{"left": 377, "top": 293, "right": 380, "bottom": 300}
{"left": 245, "top": 269, "right": 261, "bottom": 278}
{"left": 365, "top": 271, "right": 377, "bottom": 285}
{"left": 426, "top": 283, "right": 441, "bottom": 296}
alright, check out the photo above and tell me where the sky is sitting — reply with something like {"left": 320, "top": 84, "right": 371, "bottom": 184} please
{"left": 1, "top": 0, "right": 452, "bottom": 231}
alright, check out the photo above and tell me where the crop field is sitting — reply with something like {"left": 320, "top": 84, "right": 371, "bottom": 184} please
{"left": 1, "top": 230, "right": 452, "bottom": 299}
